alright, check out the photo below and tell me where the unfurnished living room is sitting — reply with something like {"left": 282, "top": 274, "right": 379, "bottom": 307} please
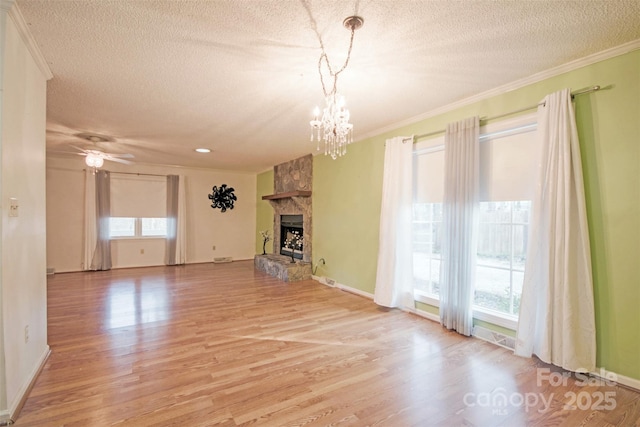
{"left": 2, "top": 0, "right": 640, "bottom": 426}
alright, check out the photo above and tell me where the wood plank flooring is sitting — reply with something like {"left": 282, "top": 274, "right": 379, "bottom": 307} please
{"left": 14, "top": 261, "right": 640, "bottom": 426}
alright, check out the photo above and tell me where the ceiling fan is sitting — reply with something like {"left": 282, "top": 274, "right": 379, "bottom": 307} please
{"left": 69, "top": 133, "right": 135, "bottom": 168}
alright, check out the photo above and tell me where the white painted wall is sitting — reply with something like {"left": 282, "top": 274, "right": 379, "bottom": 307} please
{"left": 46, "top": 155, "right": 257, "bottom": 272}
{"left": 1, "top": 2, "right": 51, "bottom": 418}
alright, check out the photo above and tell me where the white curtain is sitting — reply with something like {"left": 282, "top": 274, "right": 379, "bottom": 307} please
{"left": 83, "top": 170, "right": 97, "bottom": 271}
{"left": 515, "top": 89, "right": 596, "bottom": 372}
{"left": 439, "top": 117, "right": 480, "bottom": 336}
{"left": 83, "top": 170, "right": 112, "bottom": 271}
{"left": 165, "top": 174, "right": 187, "bottom": 265}
{"left": 374, "top": 136, "right": 414, "bottom": 308}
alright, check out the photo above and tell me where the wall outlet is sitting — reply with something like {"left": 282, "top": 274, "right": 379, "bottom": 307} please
{"left": 9, "top": 198, "right": 19, "bottom": 217}
{"left": 24, "top": 325, "right": 29, "bottom": 343}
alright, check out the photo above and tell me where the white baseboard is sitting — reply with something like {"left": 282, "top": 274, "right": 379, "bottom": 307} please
{"left": 9, "top": 346, "right": 51, "bottom": 420}
{"left": 311, "top": 275, "right": 333, "bottom": 287}
{"left": 591, "top": 367, "right": 640, "bottom": 392}
{"left": 312, "top": 276, "right": 375, "bottom": 299}
{"left": 335, "top": 283, "right": 374, "bottom": 300}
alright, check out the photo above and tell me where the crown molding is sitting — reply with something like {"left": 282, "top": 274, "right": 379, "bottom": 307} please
{"left": 357, "top": 38, "right": 640, "bottom": 142}
{"left": 6, "top": 2, "right": 53, "bottom": 80}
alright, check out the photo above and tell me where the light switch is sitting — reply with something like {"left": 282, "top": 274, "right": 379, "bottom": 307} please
{"left": 9, "top": 198, "right": 18, "bottom": 217}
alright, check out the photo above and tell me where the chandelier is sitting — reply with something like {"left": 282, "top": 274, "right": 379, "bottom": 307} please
{"left": 309, "top": 16, "right": 364, "bottom": 160}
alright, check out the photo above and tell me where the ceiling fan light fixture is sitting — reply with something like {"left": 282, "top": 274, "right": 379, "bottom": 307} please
{"left": 85, "top": 151, "right": 104, "bottom": 168}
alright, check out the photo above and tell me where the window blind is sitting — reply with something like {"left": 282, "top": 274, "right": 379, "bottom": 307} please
{"left": 413, "top": 118, "right": 539, "bottom": 203}
{"left": 110, "top": 175, "right": 166, "bottom": 218}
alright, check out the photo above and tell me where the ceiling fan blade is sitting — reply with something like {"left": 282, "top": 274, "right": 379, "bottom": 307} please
{"left": 105, "top": 157, "right": 133, "bottom": 165}
{"left": 69, "top": 144, "right": 90, "bottom": 154}
{"left": 105, "top": 153, "right": 134, "bottom": 159}
{"left": 48, "top": 150, "right": 87, "bottom": 157}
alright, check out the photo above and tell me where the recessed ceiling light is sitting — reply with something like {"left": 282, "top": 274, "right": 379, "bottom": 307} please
{"left": 195, "top": 148, "right": 211, "bottom": 153}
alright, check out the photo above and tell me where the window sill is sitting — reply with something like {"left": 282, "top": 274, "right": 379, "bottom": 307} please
{"left": 472, "top": 307, "right": 518, "bottom": 331}
{"left": 414, "top": 290, "right": 439, "bottom": 307}
{"left": 414, "top": 291, "right": 518, "bottom": 331}
{"left": 110, "top": 236, "right": 167, "bottom": 240}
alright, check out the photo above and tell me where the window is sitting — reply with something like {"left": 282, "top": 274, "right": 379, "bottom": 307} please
{"left": 141, "top": 218, "right": 167, "bottom": 237}
{"left": 412, "top": 114, "right": 539, "bottom": 323}
{"left": 412, "top": 202, "right": 442, "bottom": 297}
{"left": 109, "top": 217, "right": 167, "bottom": 238}
{"left": 475, "top": 201, "right": 530, "bottom": 317}
{"left": 110, "top": 217, "right": 136, "bottom": 237}
{"left": 109, "top": 174, "right": 167, "bottom": 239}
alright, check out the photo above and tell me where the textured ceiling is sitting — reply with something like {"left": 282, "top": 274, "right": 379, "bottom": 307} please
{"left": 16, "top": 0, "right": 640, "bottom": 172}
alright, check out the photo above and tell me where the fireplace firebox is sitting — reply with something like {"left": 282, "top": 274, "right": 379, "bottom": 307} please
{"left": 280, "top": 214, "right": 303, "bottom": 260}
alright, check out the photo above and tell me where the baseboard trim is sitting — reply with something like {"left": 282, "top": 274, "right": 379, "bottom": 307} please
{"left": 335, "top": 283, "right": 374, "bottom": 300}
{"left": 591, "top": 368, "right": 640, "bottom": 392}
{"left": 312, "top": 276, "right": 375, "bottom": 299}
{"left": 9, "top": 346, "right": 51, "bottom": 421}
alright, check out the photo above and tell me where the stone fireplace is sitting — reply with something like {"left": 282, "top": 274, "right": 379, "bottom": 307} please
{"left": 254, "top": 155, "right": 312, "bottom": 282}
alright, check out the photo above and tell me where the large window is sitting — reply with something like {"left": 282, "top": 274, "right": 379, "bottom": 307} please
{"left": 109, "top": 174, "right": 167, "bottom": 239}
{"left": 412, "top": 114, "right": 539, "bottom": 323}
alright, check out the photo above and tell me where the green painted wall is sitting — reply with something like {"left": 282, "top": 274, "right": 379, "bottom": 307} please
{"left": 255, "top": 169, "right": 274, "bottom": 255}
{"left": 257, "top": 49, "right": 640, "bottom": 381}
{"left": 312, "top": 140, "right": 386, "bottom": 289}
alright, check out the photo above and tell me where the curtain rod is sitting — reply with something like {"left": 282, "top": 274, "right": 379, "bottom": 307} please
{"left": 412, "top": 85, "right": 601, "bottom": 142}
{"left": 85, "top": 170, "right": 167, "bottom": 178}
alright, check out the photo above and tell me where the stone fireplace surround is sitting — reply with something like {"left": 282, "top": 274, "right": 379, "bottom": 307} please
{"left": 254, "top": 155, "right": 312, "bottom": 282}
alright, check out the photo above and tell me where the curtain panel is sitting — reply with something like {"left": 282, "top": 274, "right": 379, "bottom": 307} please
{"left": 374, "top": 136, "right": 414, "bottom": 309}
{"left": 165, "top": 174, "right": 187, "bottom": 265}
{"left": 515, "top": 89, "right": 596, "bottom": 372}
{"left": 83, "top": 169, "right": 97, "bottom": 271}
{"left": 439, "top": 116, "right": 480, "bottom": 336}
{"left": 89, "top": 170, "right": 112, "bottom": 271}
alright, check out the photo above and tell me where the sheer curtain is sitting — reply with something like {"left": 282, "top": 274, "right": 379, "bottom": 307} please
{"left": 374, "top": 136, "right": 414, "bottom": 308}
{"left": 83, "top": 170, "right": 97, "bottom": 270}
{"left": 165, "top": 174, "right": 187, "bottom": 265}
{"left": 439, "top": 117, "right": 480, "bottom": 336}
{"left": 85, "top": 170, "right": 112, "bottom": 271}
{"left": 515, "top": 89, "right": 596, "bottom": 372}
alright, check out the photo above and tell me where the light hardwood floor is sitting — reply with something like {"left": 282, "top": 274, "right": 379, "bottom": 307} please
{"left": 14, "top": 261, "right": 640, "bottom": 426}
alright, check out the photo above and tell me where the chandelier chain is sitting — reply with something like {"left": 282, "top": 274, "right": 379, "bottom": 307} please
{"left": 315, "top": 26, "right": 356, "bottom": 97}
